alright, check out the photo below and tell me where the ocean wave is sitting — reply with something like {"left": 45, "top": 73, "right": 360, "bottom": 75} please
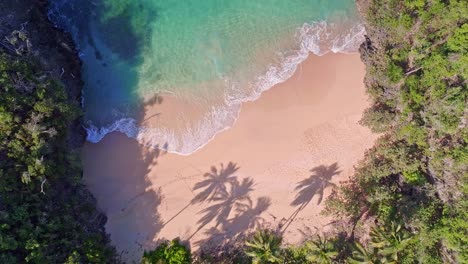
{"left": 85, "top": 20, "right": 366, "bottom": 155}
{"left": 138, "top": 104, "right": 240, "bottom": 155}
{"left": 85, "top": 104, "right": 240, "bottom": 156}
{"left": 86, "top": 118, "right": 139, "bottom": 143}
{"left": 226, "top": 21, "right": 365, "bottom": 105}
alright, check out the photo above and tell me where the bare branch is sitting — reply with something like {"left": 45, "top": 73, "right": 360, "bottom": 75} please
{"left": 405, "top": 67, "right": 422, "bottom": 76}
{"left": 40, "top": 178, "right": 47, "bottom": 195}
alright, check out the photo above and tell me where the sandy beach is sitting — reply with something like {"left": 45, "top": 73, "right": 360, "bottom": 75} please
{"left": 82, "top": 53, "right": 377, "bottom": 262}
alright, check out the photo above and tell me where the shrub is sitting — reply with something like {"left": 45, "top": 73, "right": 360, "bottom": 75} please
{"left": 142, "top": 239, "right": 191, "bottom": 264}
{"left": 245, "top": 230, "right": 283, "bottom": 264}
{"left": 387, "top": 62, "right": 404, "bottom": 83}
{"left": 402, "top": 170, "right": 426, "bottom": 185}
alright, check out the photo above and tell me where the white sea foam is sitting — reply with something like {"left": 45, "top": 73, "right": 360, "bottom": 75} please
{"left": 137, "top": 104, "right": 240, "bottom": 155}
{"left": 226, "top": 21, "right": 366, "bottom": 105}
{"left": 86, "top": 117, "right": 139, "bottom": 143}
{"left": 85, "top": 21, "right": 366, "bottom": 155}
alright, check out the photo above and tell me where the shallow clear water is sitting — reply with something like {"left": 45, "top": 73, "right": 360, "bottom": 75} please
{"left": 48, "top": 0, "right": 364, "bottom": 154}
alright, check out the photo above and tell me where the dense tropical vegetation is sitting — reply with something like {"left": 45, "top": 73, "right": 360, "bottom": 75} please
{"left": 0, "top": 50, "right": 117, "bottom": 263}
{"left": 324, "top": 0, "right": 467, "bottom": 262}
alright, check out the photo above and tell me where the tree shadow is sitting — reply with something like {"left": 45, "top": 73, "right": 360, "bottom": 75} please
{"left": 223, "top": 196, "right": 271, "bottom": 236}
{"left": 144, "top": 93, "right": 164, "bottom": 107}
{"left": 48, "top": 0, "right": 163, "bottom": 132}
{"left": 82, "top": 134, "right": 167, "bottom": 263}
{"left": 49, "top": 0, "right": 156, "bottom": 62}
{"left": 192, "top": 162, "right": 240, "bottom": 204}
{"left": 195, "top": 177, "right": 254, "bottom": 231}
{"left": 187, "top": 163, "right": 271, "bottom": 257}
{"left": 140, "top": 93, "right": 164, "bottom": 124}
{"left": 292, "top": 162, "right": 341, "bottom": 206}
{"left": 281, "top": 163, "right": 341, "bottom": 233}
{"left": 196, "top": 196, "right": 271, "bottom": 260}
{"left": 161, "top": 162, "right": 240, "bottom": 228}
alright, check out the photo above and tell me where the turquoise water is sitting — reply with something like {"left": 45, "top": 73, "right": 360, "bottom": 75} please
{"left": 49, "top": 0, "right": 364, "bottom": 154}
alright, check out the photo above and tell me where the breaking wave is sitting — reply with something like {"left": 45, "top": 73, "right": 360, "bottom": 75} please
{"left": 86, "top": 21, "right": 366, "bottom": 155}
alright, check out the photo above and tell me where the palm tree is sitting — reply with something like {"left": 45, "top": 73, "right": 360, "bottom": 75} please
{"left": 305, "top": 235, "right": 339, "bottom": 264}
{"left": 245, "top": 230, "right": 283, "bottom": 264}
{"left": 192, "top": 162, "right": 239, "bottom": 203}
{"left": 369, "top": 222, "right": 412, "bottom": 262}
{"left": 347, "top": 222, "right": 412, "bottom": 264}
{"left": 347, "top": 241, "right": 379, "bottom": 264}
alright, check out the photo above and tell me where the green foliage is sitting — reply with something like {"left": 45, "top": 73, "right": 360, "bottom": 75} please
{"left": 325, "top": 0, "right": 467, "bottom": 263}
{"left": 447, "top": 19, "right": 468, "bottom": 53}
{"left": 401, "top": 170, "right": 425, "bottom": 185}
{"left": 360, "top": 103, "right": 395, "bottom": 133}
{"left": 347, "top": 222, "right": 413, "bottom": 264}
{"left": 142, "top": 239, "right": 191, "bottom": 264}
{"left": 386, "top": 62, "right": 404, "bottom": 83}
{"left": 347, "top": 242, "right": 380, "bottom": 264}
{"left": 398, "top": 123, "right": 427, "bottom": 147}
{"left": 369, "top": 222, "right": 413, "bottom": 262}
{"left": 281, "top": 245, "right": 309, "bottom": 264}
{"left": 0, "top": 52, "right": 117, "bottom": 262}
{"left": 440, "top": 201, "right": 468, "bottom": 263}
{"left": 245, "top": 230, "right": 283, "bottom": 264}
{"left": 304, "top": 235, "right": 338, "bottom": 264}
{"left": 403, "top": 0, "right": 425, "bottom": 11}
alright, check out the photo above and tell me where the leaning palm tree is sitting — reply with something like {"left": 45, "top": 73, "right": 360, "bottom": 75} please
{"left": 245, "top": 230, "right": 283, "bottom": 264}
{"left": 305, "top": 235, "right": 339, "bottom": 264}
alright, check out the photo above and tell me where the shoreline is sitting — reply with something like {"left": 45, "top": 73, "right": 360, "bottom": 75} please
{"left": 82, "top": 53, "right": 378, "bottom": 262}
{"left": 82, "top": 20, "right": 366, "bottom": 155}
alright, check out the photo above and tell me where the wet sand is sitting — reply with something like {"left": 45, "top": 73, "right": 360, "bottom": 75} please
{"left": 82, "top": 53, "right": 377, "bottom": 262}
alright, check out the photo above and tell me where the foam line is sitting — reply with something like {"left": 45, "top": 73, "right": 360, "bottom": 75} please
{"left": 84, "top": 21, "right": 366, "bottom": 155}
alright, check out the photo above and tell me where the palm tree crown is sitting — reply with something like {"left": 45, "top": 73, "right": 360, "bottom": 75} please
{"left": 245, "top": 230, "right": 283, "bottom": 264}
{"left": 305, "top": 235, "right": 339, "bottom": 264}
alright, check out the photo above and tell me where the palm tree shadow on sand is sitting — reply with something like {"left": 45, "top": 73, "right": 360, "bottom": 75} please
{"left": 161, "top": 162, "right": 240, "bottom": 228}
{"left": 280, "top": 162, "right": 341, "bottom": 233}
{"left": 192, "top": 162, "right": 240, "bottom": 203}
{"left": 183, "top": 162, "right": 272, "bottom": 258}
